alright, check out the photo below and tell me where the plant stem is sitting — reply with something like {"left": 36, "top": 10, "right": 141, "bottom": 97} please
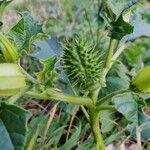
{"left": 46, "top": 89, "right": 93, "bottom": 107}
{"left": 88, "top": 88, "right": 105, "bottom": 150}
{"left": 71, "top": 84, "right": 90, "bottom": 122}
{"left": 104, "top": 39, "right": 118, "bottom": 69}
{"left": 25, "top": 88, "right": 93, "bottom": 108}
{"left": 112, "top": 43, "right": 127, "bottom": 61}
{"left": 102, "top": 43, "right": 127, "bottom": 79}
{"left": 96, "top": 105, "right": 115, "bottom": 111}
{"left": 7, "top": 86, "right": 30, "bottom": 104}
{"left": 97, "top": 89, "right": 129, "bottom": 105}
{"left": 19, "top": 65, "right": 39, "bottom": 84}
{"left": 90, "top": 88, "right": 100, "bottom": 104}
{"left": 40, "top": 104, "right": 58, "bottom": 150}
{"left": 136, "top": 125, "right": 142, "bottom": 150}
{"left": 89, "top": 109, "right": 105, "bottom": 150}
{"left": 80, "top": 105, "right": 89, "bottom": 121}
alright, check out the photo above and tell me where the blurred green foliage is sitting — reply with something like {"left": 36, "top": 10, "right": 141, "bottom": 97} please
{"left": 0, "top": 0, "right": 150, "bottom": 149}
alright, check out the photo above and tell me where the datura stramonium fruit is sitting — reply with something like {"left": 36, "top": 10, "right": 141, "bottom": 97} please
{"left": 132, "top": 67, "right": 150, "bottom": 93}
{"left": 62, "top": 36, "right": 103, "bottom": 92}
{"left": 0, "top": 63, "right": 26, "bottom": 96}
{"left": 0, "top": 33, "right": 18, "bottom": 62}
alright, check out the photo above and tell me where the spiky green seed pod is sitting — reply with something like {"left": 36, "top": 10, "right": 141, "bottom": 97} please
{"left": 62, "top": 36, "right": 103, "bottom": 92}
{"left": 132, "top": 67, "right": 150, "bottom": 93}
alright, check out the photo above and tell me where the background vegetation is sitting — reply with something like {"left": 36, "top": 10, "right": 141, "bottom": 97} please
{"left": 0, "top": 0, "right": 150, "bottom": 150}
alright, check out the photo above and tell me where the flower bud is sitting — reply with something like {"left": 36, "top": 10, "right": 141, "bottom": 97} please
{"left": 0, "top": 63, "right": 26, "bottom": 96}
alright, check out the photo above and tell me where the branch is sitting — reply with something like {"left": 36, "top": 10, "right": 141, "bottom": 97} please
{"left": 46, "top": 89, "right": 93, "bottom": 108}
{"left": 103, "top": 42, "right": 127, "bottom": 76}
{"left": 25, "top": 88, "right": 93, "bottom": 108}
{"left": 104, "top": 39, "right": 118, "bottom": 68}
{"left": 96, "top": 89, "right": 130, "bottom": 105}
{"left": 112, "top": 43, "right": 127, "bottom": 61}
{"left": 96, "top": 105, "right": 115, "bottom": 111}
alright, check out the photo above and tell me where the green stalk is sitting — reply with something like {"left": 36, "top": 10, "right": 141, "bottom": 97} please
{"left": 80, "top": 105, "right": 90, "bottom": 121}
{"left": 19, "top": 65, "right": 39, "bottom": 84}
{"left": 104, "top": 39, "right": 118, "bottom": 69}
{"left": 89, "top": 109, "right": 105, "bottom": 150}
{"left": 102, "top": 0, "right": 115, "bottom": 22}
{"left": 7, "top": 86, "right": 30, "bottom": 104}
{"left": 88, "top": 88, "right": 105, "bottom": 150}
{"left": 112, "top": 43, "right": 127, "bottom": 61}
{"left": 25, "top": 88, "right": 93, "bottom": 108}
{"left": 136, "top": 125, "right": 142, "bottom": 150}
{"left": 96, "top": 105, "right": 115, "bottom": 111}
{"left": 90, "top": 88, "right": 100, "bottom": 104}
{"left": 46, "top": 89, "right": 93, "bottom": 107}
{"left": 105, "top": 41, "right": 127, "bottom": 75}
{"left": 97, "top": 89, "right": 129, "bottom": 105}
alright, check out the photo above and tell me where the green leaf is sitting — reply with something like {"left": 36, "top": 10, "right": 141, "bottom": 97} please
{"left": 43, "top": 106, "right": 79, "bottom": 149}
{"left": 127, "top": 17, "right": 150, "bottom": 41}
{"left": 127, "top": 112, "right": 150, "bottom": 141}
{"left": 57, "top": 71, "right": 75, "bottom": 95}
{"left": 25, "top": 115, "right": 48, "bottom": 150}
{"left": 100, "top": 110, "right": 115, "bottom": 134}
{"left": 132, "top": 67, "right": 150, "bottom": 93}
{"left": 7, "top": 12, "right": 42, "bottom": 51}
{"left": 0, "top": 33, "right": 19, "bottom": 62}
{"left": 30, "top": 37, "right": 62, "bottom": 60}
{"left": 100, "top": 63, "right": 129, "bottom": 99}
{"left": 102, "top": 0, "right": 116, "bottom": 21}
{"left": 0, "top": 0, "right": 12, "bottom": 20}
{"left": 108, "top": 0, "right": 139, "bottom": 18}
{"left": 35, "top": 56, "right": 58, "bottom": 89}
{"left": 29, "top": 33, "right": 49, "bottom": 53}
{"left": 29, "top": 36, "right": 73, "bottom": 94}
{"left": 0, "top": 119, "right": 14, "bottom": 150}
{"left": 44, "top": 125, "right": 66, "bottom": 149}
{"left": 105, "top": 130, "right": 124, "bottom": 145}
{"left": 140, "top": 120, "right": 150, "bottom": 140}
{"left": 106, "top": 0, "right": 139, "bottom": 40}
{"left": 106, "top": 77, "right": 129, "bottom": 92}
{"left": 0, "top": 102, "right": 30, "bottom": 150}
{"left": 124, "top": 43, "right": 142, "bottom": 65}
{"left": 112, "top": 92, "right": 138, "bottom": 122}
{"left": 76, "top": 138, "right": 95, "bottom": 150}
{"left": 60, "top": 123, "right": 81, "bottom": 150}
{"left": 110, "top": 15, "right": 133, "bottom": 40}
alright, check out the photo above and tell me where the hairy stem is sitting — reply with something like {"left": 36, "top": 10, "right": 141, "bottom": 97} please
{"left": 40, "top": 104, "right": 58, "bottom": 150}
{"left": 19, "top": 66, "right": 39, "bottom": 84}
{"left": 80, "top": 105, "right": 90, "bottom": 121}
{"left": 96, "top": 105, "right": 115, "bottom": 111}
{"left": 89, "top": 109, "right": 105, "bottom": 150}
{"left": 104, "top": 39, "right": 118, "bottom": 69}
{"left": 7, "top": 86, "right": 30, "bottom": 104}
{"left": 88, "top": 88, "right": 105, "bottom": 150}
{"left": 46, "top": 89, "right": 93, "bottom": 107}
{"left": 25, "top": 88, "right": 93, "bottom": 108}
{"left": 90, "top": 88, "right": 100, "bottom": 104}
{"left": 112, "top": 43, "right": 127, "bottom": 61}
{"left": 97, "top": 89, "right": 129, "bottom": 105}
